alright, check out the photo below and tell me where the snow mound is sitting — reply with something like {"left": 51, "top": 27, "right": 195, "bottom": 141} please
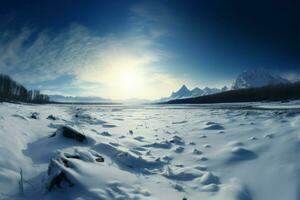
{"left": 163, "top": 166, "right": 202, "bottom": 181}
{"left": 196, "top": 172, "right": 220, "bottom": 185}
{"left": 204, "top": 122, "right": 224, "bottom": 130}
{"left": 227, "top": 147, "right": 258, "bottom": 163}
{"left": 45, "top": 149, "right": 104, "bottom": 191}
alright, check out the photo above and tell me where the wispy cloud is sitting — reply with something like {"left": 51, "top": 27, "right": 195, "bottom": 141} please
{"left": 0, "top": 4, "right": 181, "bottom": 99}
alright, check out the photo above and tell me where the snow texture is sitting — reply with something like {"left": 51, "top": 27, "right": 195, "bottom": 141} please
{"left": 0, "top": 101, "right": 299, "bottom": 199}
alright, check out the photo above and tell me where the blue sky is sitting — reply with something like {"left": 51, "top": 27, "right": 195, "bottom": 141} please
{"left": 0, "top": 0, "right": 299, "bottom": 99}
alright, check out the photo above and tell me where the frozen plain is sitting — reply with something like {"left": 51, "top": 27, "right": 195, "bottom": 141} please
{"left": 0, "top": 101, "right": 300, "bottom": 200}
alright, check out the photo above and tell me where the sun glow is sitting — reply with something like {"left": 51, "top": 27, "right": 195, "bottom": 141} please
{"left": 77, "top": 48, "right": 178, "bottom": 100}
{"left": 114, "top": 66, "right": 144, "bottom": 98}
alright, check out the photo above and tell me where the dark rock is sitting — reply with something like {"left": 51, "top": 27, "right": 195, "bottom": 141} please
{"left": 95, "top": 156, "right": 105, "bottom": 162}
{"left": 60, "top": 126, "right": 86, "bottom": 142}
{"left": 48, "top": 171, "right": 74, "bottom": 191}
{"left": 47, "top": 158, "right": 74, "bottom": 191}
{"left": 47, "top": 115, "right": 57, "bottom": 120}
{"left": 46, "top": 150, "right": 105, "bottom": 191}
{"left": 65, "top": 154, "right": 81, "bottom": 159}
{"left": 30, "top": 112, "right": 39, "bottom": 119}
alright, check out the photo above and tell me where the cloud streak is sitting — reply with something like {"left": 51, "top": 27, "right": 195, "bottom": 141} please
{"left": 0, "top": 4, "right": 182, "bottom": 100}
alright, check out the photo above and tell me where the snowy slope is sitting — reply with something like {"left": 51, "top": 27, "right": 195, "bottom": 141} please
{"left": 232, "top": 69, "right": 290, "bottom": 89}
{"left": 0, "top": 102, "right": 300, "bottom": 200}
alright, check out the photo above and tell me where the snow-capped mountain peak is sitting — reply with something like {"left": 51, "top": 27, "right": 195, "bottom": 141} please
{"left": 232, "top": 69, "right": 290, "bottom": 90}
{"left": 170, "top": 85, "right": 192, "bottom": 99}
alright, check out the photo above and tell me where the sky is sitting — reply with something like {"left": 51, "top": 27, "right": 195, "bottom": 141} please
{"left": 0, "top": 0, "right": 299, "bottom": 100}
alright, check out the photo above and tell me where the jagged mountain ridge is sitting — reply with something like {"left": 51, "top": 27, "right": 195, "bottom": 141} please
{"left": 160, "top": 85, "right": 223, "bottom": 102}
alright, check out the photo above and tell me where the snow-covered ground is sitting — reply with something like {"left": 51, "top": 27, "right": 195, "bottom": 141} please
{"left": 0, "top": 102, "right": 300, "bottom": 200}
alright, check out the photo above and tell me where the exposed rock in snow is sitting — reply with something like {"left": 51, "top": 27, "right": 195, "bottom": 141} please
{"left": 52, "top": 126, "right": 87, "bottom": 143}
{"left": 47, "top": 115, "right": 57, "bottom": 120}
{"left": 30, "top": 112, "right": 39, "bottom": 119}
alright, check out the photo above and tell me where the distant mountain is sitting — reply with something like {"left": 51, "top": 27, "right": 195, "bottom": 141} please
{"left": 120, "top": 98, "right": 151, "bottom": 104}
{"left": 49, "top": 95, "right": 111, "bottom": 103}
{"left": 170, "top": 85, "right": 192, "bottom": 99}
{"left": 159, "top": 85, "right": 222, "bottom": 102}
{"left": 221, "top": 86, "right": 229, "bottom": 92}
{"left": 166, "top": 81, "right": 300, "bottom": 104}
{"left": 232, "top": 69, "right": 290, "bottom": 90}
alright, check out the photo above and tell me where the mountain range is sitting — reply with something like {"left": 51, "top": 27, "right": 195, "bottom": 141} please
{"left": 49, "top": 95, "right": 111, "bottom": 103}
{"left": 49, "top": 69, "right": 292, "bottom": 103}
{"left": 159, "top": 69, "right": 291, "bottom": 102}
{"left": 159, "top": 85, "right": 224, "bottom": 102}
{"left": 232, "top": 69, "right": 290, "bottom": 90}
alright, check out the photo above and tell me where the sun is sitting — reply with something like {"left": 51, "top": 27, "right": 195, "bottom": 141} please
{"left": 117, "top": 70, "right": 142, "bottom": 96}
{"left": 84, "top": 53, "right": 152, "bottom": 99}
{"left": 113, "top": 66, "right": 144, "bottom": 98}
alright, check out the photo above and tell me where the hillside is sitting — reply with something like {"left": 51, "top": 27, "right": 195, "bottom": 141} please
{"left": 166, "top": 81, "right": 300, "bottom": 104}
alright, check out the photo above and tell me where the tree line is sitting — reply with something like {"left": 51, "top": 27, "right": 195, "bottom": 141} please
{"left": 0, "top": 74, "right": 49, "bottom": 103}
{"left": 166, "top": 81, "right": 300, "bottom": 104}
